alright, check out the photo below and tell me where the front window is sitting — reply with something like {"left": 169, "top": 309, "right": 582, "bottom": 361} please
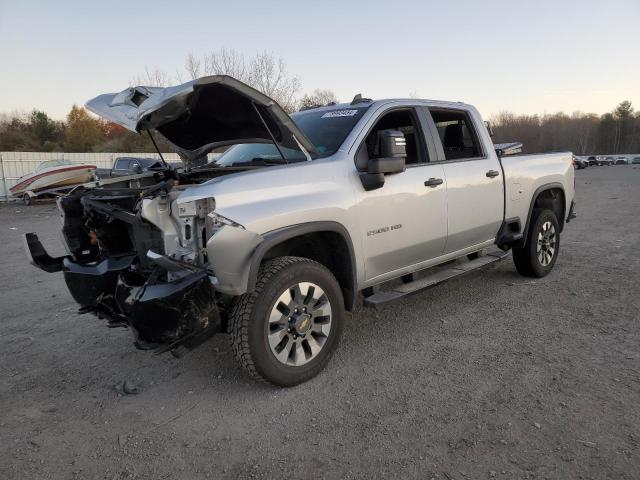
{"left": 114, "top": 158, "right": 131, "bottom": 170}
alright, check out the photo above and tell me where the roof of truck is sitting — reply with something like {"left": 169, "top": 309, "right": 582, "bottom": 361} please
{"left": 292, "top": 98, "right": 476, "bottom": 116}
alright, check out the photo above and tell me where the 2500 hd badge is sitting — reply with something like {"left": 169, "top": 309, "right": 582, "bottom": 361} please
{"left": 367, "top": 224, "right": 403, "bottom": 236}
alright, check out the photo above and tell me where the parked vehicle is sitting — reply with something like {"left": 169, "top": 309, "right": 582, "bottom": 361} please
{"left": 632, "top": 157, "right": 640, "bottom": 165}
{"left": 600, "top": 157, "right": 614, "bottom": 166}
{"left": 10, "top": 159, "right": 96, "bottom": 205}
{"left": 24, "top": 76, "right": 576, "bottom": 386}
{"left": 95, "top": 157, "right": 168, "bottom": 178}
{"left": 573, "top": 156, "right": 588, "bottom": 169}
{"left": 587, "top": 156, "right": 598, "bottom": 166}
{"left": 615, "top": 157, "right": 628, "bottom": 165}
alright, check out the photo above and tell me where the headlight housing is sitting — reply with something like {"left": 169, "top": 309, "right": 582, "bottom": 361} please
{"left": 177, "top": 198, "right": 216, "bottom": 219}
{"left": 207, "top": 212, "right": 244, "bottom": 230}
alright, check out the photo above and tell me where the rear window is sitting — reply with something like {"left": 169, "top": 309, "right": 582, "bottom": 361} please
{"left": 429, "top": 109, "right": 482, "bottom": 161}
{"left": 292, "top": 106, "right": 370, "bottom": 157}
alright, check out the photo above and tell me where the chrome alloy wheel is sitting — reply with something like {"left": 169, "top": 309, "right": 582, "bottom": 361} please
{"left": 536, "top": 221, "right": 557, "bottom": 266}
{"left": 267, "top": 282, "right": 332, "bottom": 366}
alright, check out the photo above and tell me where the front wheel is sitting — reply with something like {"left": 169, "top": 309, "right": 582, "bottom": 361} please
{"left": 229, "top": 256, "right": 344, "bottom": 386}
{"left": 512, "top": 209, "right": 560, "bottom": 277}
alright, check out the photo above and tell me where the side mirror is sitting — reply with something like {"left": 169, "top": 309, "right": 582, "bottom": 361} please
{"left": 133, "top": 163, "right": 143, "bottom": 174}
{"left": 367, "top": 156, "right": 405, "bottom": 174}
{"left": 368, "top": 129, "right": 406, "bottom": 174}
{"left": 359, "top": 130, "right": 407, "bottom": 191}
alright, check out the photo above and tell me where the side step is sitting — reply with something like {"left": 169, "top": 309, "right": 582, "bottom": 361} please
{"left": 363, "top": 250, "right": 510, "bottom": 308}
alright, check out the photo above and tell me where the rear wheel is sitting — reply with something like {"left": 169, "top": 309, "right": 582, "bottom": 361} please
{"left": 229, "top": 256, "right": 344, "bottom": 386}
{"left": 513, "top": 209, "right": 560, "bottom": 278}
{"left": 22, "top": 193, "right": 32, "bottom": 206}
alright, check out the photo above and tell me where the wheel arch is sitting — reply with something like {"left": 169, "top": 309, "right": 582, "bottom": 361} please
{"left": 523, "top": 183, "right": 566, "bottom": 237}
{"left": 246, "top": 222, "right": 357, "bottom": 311}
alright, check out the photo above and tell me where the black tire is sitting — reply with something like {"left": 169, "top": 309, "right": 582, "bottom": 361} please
{"left": 22, "top": 193, "right": 32, "bottom": 206}
{"left": 513, "top": 208, "right": 560, "bottom": 278}
{"left": 229, "top": 256, "right": 344, "bottom": 386}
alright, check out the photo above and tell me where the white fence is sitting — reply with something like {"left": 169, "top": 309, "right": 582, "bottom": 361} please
{"left": 0, "top": 151, "right": 183, "bottom": 200}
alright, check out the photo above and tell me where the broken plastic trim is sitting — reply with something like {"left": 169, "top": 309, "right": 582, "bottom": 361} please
{"left": 23, "top": 232, "right": 66, "bottom": 273}
{"left": 114, "top": 268, "right": 219, "bottom": 347}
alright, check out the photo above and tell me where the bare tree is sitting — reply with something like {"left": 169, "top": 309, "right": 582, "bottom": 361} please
{"left": 131, "top": 67, "right": 172, "bottom": 87}
{"left": 131, "top": 49, "right": 311, "bottom": 112}
{"left": 203, "top": 47, "right": 249, "bottom": 82}
{"left": 184, "top": 52, "right": 201, "bottom": 80}
{"left": 299, "top": 89, "right": 339, "bottom": 109}
{"left": 247, "top": 51, "right": 301, "bottom": 112}
{"left": 187, "top": 49, "right": 301, "bottom": 112}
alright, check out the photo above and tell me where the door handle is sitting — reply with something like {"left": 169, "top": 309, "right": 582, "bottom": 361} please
{"left": 486, "top": 170, "right": 500, "bottom": 178}
{"left": 424, "top": 178, "right": 443, "bottom": 187}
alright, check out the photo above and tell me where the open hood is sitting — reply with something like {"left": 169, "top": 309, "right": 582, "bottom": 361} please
{"left": 86, "top": 75, "right": 316, "bottom": 161}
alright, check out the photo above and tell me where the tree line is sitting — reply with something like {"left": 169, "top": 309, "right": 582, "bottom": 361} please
{"left": 490, "top": 101, "right": 640, "bottom": 155}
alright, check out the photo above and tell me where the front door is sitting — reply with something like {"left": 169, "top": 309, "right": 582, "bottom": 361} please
{"left": 353, "top": 107, "right": 448, "bottom": 283}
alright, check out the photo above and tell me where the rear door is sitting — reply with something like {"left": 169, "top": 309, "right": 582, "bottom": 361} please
{"left": 424, "top": 107, "right": 503, "bottom": 254}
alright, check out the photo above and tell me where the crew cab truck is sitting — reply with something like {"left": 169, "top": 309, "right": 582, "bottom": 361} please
{"left": 24, "top": 76, "right": 576, "bottom": 386}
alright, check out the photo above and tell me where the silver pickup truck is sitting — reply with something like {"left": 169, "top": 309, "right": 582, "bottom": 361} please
{"left": 25, "top": 76, "right": 576, "bottom": 386}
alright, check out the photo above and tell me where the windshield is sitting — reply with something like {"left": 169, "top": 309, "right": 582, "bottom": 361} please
{"left": 214, "top": 143, "right": 307, "bottom": 166}
{"left": 291, "top": 106, "right": 370, "bottom": 157}
{"left": 209, "top": 105, "right": 371, "bottom": 167}
{"left": 36, "top": 159, "right": 74, "bottom": 172}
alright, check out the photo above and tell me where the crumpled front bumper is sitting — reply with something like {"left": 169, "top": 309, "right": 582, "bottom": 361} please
{"left": 24, "top": 232, "right": 220, "bottom": 353}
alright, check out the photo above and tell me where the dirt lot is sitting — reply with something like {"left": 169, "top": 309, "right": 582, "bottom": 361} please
{"left": 1, "top": 166, "right": 639, "bottom": 480}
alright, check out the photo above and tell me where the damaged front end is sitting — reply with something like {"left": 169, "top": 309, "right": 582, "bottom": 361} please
{"left": 24, "top": 75, "right": 314, "bottom": 355}
{"left": 24, "top": 180, "right": 221, "bottom": 354}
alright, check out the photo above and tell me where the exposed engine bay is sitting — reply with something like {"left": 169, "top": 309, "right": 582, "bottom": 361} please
{"left": 25, "top": 166, "right": 248, "bottom": 353}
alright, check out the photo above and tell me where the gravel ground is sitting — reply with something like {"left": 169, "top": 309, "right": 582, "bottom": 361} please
{"left": 1, "top": 166, "right": 639, "bottom": 480}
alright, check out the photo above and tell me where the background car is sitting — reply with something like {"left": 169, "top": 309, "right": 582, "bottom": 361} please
{"left": 573, "top": 155, "right": 589, "bottom": 170}
{"left": 632, "top": 157, "right": 640, "bottom": 165}
{"left": 600, "top": 157, "right": 614, "bottom": 166}
{"left": 573, "top": 157, "right": 588, "bottom": 169}
{"left": 615, "top": 157, "right": 628, "bottom": 165}
{"left": 587, "top": 156, "right": 599, "bottom": 166}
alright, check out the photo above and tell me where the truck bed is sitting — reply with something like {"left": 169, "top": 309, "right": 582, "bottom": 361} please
{"left": 500, "top": 152, "right": 574, "bottom": 226}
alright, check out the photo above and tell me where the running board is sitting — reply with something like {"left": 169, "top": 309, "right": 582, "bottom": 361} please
{"left": 363, "top": 250, "right": 510, "bottom": 308}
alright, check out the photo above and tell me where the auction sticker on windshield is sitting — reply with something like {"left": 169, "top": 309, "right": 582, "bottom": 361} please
{"left": 321, "top": 109, "right": 359, "bottom": 118}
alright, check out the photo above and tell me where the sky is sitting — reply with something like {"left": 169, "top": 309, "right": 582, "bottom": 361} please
{"left": 0, "top": 0, "right": 639, "bottom": 120}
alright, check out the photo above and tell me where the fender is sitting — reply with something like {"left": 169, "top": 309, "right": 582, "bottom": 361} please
{"left": 246, "top": 221, "right": 358, "bottom": 310}
{"left": 522, "top": 182, "right": 566, "bottom": 240}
